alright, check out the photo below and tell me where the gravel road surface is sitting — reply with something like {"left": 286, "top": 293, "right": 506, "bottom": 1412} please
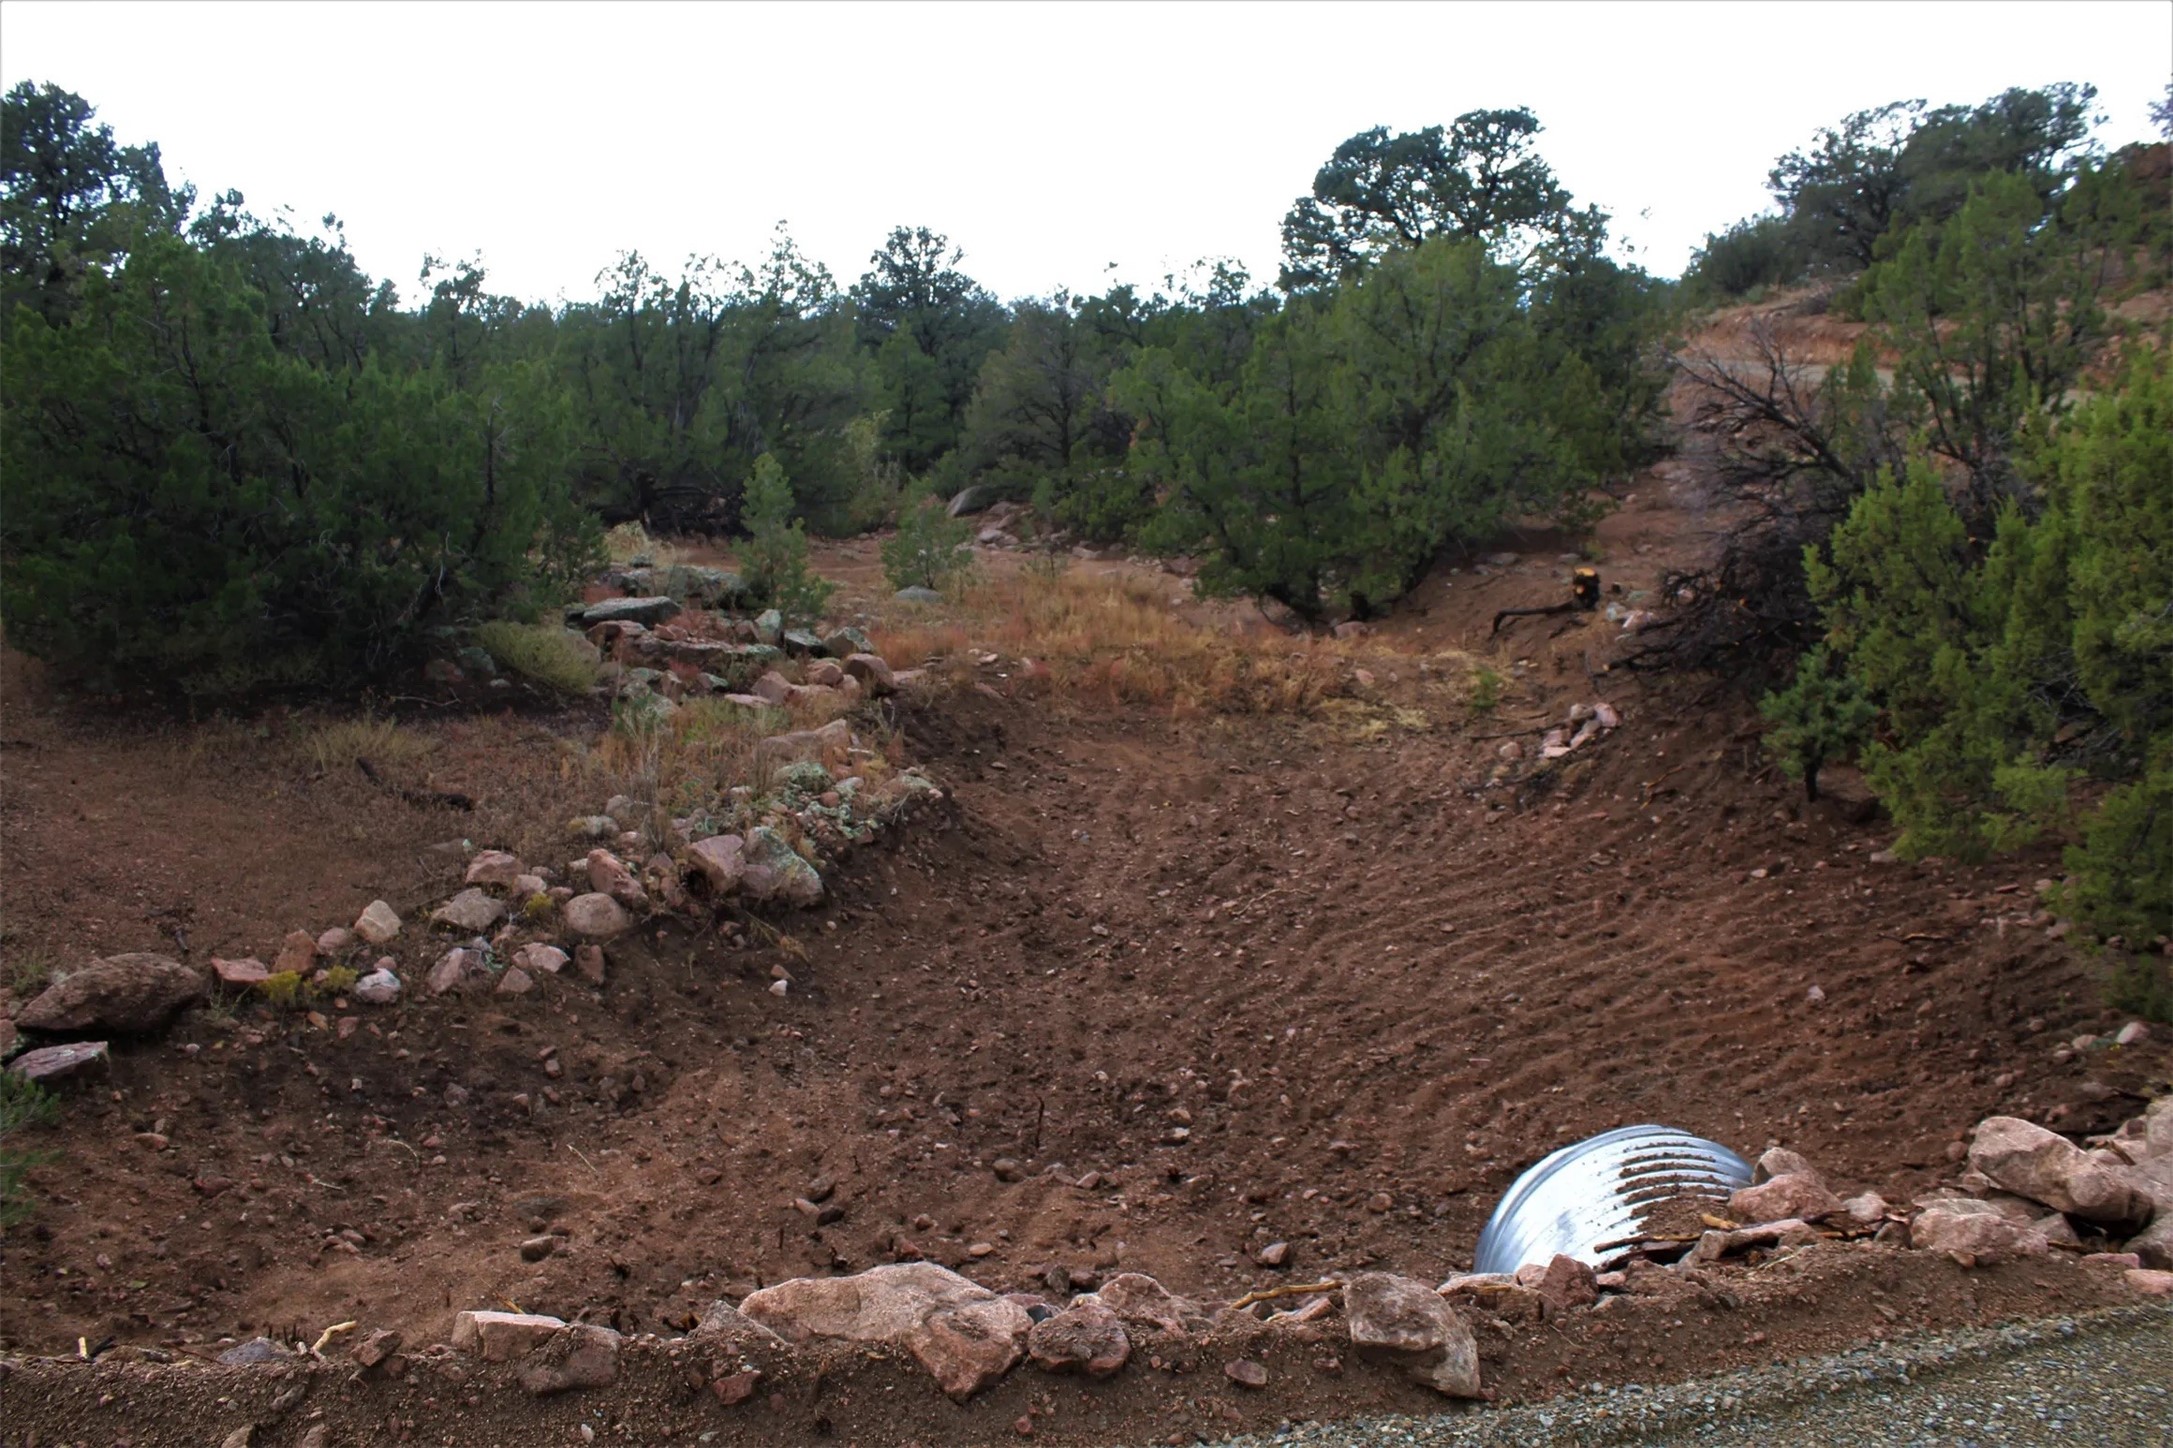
{"left": 1192, "top": 1304, "right": 2173, "bottom": 1447}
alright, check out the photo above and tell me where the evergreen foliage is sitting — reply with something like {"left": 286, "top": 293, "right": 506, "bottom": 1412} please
{"left": 879, "top": 481, "right": 974, "bottom": 593}
{"left": 1772, "top": 351, "right": 2173, "bottom": 947}
{"left": 737, "top": 453, "right": 833, "bottom": 623}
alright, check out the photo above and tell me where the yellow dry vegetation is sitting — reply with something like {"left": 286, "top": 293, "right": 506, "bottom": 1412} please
{"left": 871, "top": 568, "right": 1348, "bottom": 719}
{"left": 300, "top": 715, "right": 435, "bottom": 774}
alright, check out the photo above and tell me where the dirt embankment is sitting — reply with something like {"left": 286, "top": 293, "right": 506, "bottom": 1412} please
{"left": 2, "top": 455, "right": 2167, "bottom": 1445}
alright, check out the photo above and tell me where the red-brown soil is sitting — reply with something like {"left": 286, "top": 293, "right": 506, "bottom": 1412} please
{"left": 3, "top": 432, "right": 2167, "bottom": 1444}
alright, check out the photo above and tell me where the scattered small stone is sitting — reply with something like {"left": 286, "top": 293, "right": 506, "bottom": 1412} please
{"left": 465, "top": 850, "right": 524, "bottom": 888}
{"left": 430, "top": 888, "right": 506, "bottom": 934}
{"left": 496, "top": 967, "right": 536, "bottom": 997}
{"left": 514, "top": 943, "right": 569, "bottom": 975}
{"left": 517, "top": 1324, "right": 622, "bottom": 1395}
{"left": 352, "top": 967, "right": 402, "bottom": 1005}
{"left": 1224, "top": 1357, "right": 1269, "bottom": 1387}
{"left": 519, "top": 1235, "right": 556, "bottom": 1262}
{"left": 210, "top": 956, "right": 271, "bottom": 988}
{"left": 354, "top": 901, "right": 402, "bottom": 943}
{"left": 272, "top": 929, "right": 317, "bottom": 975}
{"left": 1257, "top": 1241, "right": 1292, "bottom": 1268}
{"left": 451, "top": 1309, "right": 567, "bottom": 1360}
{"left": 1027, "top": 1298, "right": 1130, "bottom": 1378}
{"left": 7, "top": 1040, "right": 111, "bottom": 1082}
{"left": 216, "top": 1336, "right": 289, "bottom": 1366}
{"left": 562, "top": 892, "right": 632, "bottom": 940}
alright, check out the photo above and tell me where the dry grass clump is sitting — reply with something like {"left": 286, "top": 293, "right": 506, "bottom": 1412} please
{"left": 603, "top": 521, "right": 678, "bottom": 568}
{"left": 872, "top": 568, "right": 1346, "bottom": 719}
{"left": 301, "top": 715, "right": 435, "bottom": 773}
{"left": 474, "top": 620, "right": 600, "bottom": 697}
{"left": 575, "top": 694, "right": 793, "bottom": 848}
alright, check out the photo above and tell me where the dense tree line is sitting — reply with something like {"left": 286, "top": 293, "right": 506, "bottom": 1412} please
{"left": 1, "top": 84, "right": 1669, "bottom": 692}
{"left": 1670, "top": 84, "right": 2172, "bottom": 974}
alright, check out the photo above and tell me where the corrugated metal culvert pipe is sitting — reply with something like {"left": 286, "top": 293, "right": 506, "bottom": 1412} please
{"left": 1472, "top": 1124, "right": 1753, "bottom": 1275}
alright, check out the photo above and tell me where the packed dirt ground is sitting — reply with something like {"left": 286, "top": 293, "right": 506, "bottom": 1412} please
{"left": 3, "top": 317, "right": 2170, "bottom": 1446}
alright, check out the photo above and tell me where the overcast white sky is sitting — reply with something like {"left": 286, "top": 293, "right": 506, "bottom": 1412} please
{"left": 4, "top": 1, "right": 2168, "bottom": 306}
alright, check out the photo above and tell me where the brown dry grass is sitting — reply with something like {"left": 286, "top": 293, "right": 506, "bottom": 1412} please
{"left": 871, "top": 568, "right": 1348, "bottom": 720}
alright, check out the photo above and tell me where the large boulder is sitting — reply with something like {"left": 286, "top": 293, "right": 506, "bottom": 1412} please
{"left": 1968, "top": 1116, "right": 2150, "bottom": 1227}
{"left": 738, "top": 827, "right": 823, "bottom": 907}
{"left": 1909, "top": 1197, "right": 2052, "bottom": 1260}
{"left": 739, "top": 1263, "right": 1030, "bottom": 1401}
{"left": 1343, "top": 1272, "right": 1481, "bottom": 1398}
{"left": 575, "top": 596, "right": 682, "bottom": 629}
{"left": 2129, "top": 1214, "right": 2173, "bottom": 1271}
{"left": 16, "top": 954, "right": 204, "bottom": 1036}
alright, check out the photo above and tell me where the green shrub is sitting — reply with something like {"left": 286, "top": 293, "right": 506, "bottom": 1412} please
{"left": 880, "top": 481, "right": 974, "bottom": 592}
{"left": 1685, "top": 214, "right": 1805, "bottom": 301}
{"left": 1798, "top": 350, "right": 2171, "bottom": 943}
{"left": 476, "top": 620, "right": 601, "bottom": 696}
{"left": 0, "top": 1071, "right": 60, "bottom": 1227}
{"left": 738, "top": 453, "right": 834, "bottom": 623}
{"left": 0, "top": 231, "right": 597, "bottom": 698}
{"left": 1760, "top": 644, "right": 1876, "bottom": 801}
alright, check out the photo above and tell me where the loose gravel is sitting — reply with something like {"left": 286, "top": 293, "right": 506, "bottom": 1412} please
{"left": 1195, "top": 1304, "right": 2173, "bottom": 1447}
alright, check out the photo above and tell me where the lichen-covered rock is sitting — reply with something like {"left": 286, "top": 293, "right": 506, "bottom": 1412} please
{"left": 576, "top": 596, "right": 681, "bottom": 628}
{"left": 739, "top": 826, "right": 823, "bottom": 907}
{"left": 752, "top": 718, "right": 852, "bottom": 784}
{"left": 16, "top": 954, "right": 204, "bottom": 1035}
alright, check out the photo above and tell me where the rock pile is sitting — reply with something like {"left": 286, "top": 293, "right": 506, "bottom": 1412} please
{"left": 1632, "top": 1102, "right": 2173, "bottom": 1299}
